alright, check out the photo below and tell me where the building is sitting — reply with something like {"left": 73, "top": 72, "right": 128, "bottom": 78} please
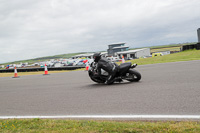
{"left": 197, "top": 28, "right": 200, "bottom": 43}
{"left": 116, "top": 48, "right": 150, "bottom": 59}
{"left": 107, "top": 43, "right": 129, "bottom": 56}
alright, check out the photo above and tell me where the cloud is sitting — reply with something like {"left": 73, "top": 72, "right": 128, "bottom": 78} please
{"left": 0, "top": 0, "right": 200, "bottom": 63}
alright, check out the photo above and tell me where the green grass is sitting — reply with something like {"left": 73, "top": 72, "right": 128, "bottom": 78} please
{"left": 148, "top": 42, "right": 195, "bottom": 49}
{"left": 0, "top": 119, "right": 200, "bottom": 133}
{"left": 129, "top": 49, "right": 200, "bottom": 65}
{"left": 150, "top": 46, "right": 181, "bottom": 53}
{"left": 129, "top": 42, "right": 195, "bottom": 50}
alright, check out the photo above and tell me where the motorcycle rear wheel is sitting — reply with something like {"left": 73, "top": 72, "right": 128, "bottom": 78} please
{"left": 126, "top": 69, "right": 141, "bottom": 82}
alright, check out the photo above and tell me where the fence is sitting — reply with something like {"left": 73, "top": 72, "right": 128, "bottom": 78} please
{"left": 0, "top": 66, "right": 85, "bottom": 73}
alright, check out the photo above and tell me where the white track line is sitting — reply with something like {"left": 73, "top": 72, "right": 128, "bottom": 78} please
{"left": 0, "top": 115, "right": 200, "bottom": 119}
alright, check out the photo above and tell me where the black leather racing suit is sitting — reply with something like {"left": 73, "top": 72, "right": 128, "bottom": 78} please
{"left": 97, "top": 58, "right": 118, "bottom": 84}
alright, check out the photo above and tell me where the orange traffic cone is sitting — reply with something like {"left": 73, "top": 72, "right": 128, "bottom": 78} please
{"left": 13, "top": 67, "right": 20, "bottom": 78}
{"left": 122, "top": 56, "right": 125, "bottom": 63}
{"left": 85, "top": 61, "right": 90, "bottom": 71}
{"left": 86, "top": 64, "right": 89, "bottom": 71}
{"left": 43, "top": 64, "right": 50, "bottom": 75}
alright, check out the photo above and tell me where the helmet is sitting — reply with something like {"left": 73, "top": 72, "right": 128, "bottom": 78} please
{"left": 93, "top": 52, "right": 101, "bottom": 62}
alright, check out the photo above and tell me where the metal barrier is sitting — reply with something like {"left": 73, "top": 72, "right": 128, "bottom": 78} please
{"left": 0, "top": 66, "right": 85, "bottom": 73}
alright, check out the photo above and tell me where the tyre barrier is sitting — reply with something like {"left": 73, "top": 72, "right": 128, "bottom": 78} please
{"left": 181, "top": 43, "right": 200, "bottom": 51}
{"left": 0, "top": 66, "right": 85, "bottom": 73}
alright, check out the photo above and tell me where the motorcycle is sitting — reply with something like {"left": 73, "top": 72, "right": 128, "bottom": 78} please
{"left": 88, "top": 62, "right": 141, "bottom": 84}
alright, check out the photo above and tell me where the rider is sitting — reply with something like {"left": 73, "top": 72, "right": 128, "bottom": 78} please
{"left": 93, "top": 53, "right": 118, "bottom": 85}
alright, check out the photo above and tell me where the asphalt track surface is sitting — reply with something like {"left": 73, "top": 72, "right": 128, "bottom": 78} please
{"left": 0, "top": 60, "right": 200, "bottom": 120}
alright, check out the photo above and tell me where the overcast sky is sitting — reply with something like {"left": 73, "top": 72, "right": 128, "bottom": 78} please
{"left": 0, "top": 0, "right": 200, "bottom": 63}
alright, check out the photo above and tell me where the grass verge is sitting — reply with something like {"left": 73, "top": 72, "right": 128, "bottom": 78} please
{"left": 130, "top": 49, "right": 200, "bottom": 65}
{"left": 0, "top": 119, "right": 200, "bottom": 133}
{"left": 150, "top": 46, "right": 181, "bottom": 53}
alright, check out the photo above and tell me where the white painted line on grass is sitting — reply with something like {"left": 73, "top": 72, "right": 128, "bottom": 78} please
{"left": 0, "top": 115, "right": 200, "bottom": 119}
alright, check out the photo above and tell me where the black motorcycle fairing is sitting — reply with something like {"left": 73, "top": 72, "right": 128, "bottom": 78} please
{"left": 119, "top": 62, "right": 131, "bottom": 76}
{"left": 88, "top": 61, "right": 141, "bottom": 84}
{"left": 88, "top": 70, "right": 105, "bottom": 83}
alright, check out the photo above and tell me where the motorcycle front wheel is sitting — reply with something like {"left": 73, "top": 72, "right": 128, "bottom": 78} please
{"left": 126, "top": 69, "right": 141, "bottom": 82}
{"left": 88, "top": 71, "right": 105, "bottom": 83}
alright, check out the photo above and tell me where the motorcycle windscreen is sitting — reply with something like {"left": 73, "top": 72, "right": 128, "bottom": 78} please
{"left": 119, "top": 62, "right": 131, "bottom": 75}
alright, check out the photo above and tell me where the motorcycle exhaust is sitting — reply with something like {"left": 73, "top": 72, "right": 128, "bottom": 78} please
{"left": 131, "top": 63, "right": 137, "bottom": 68}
